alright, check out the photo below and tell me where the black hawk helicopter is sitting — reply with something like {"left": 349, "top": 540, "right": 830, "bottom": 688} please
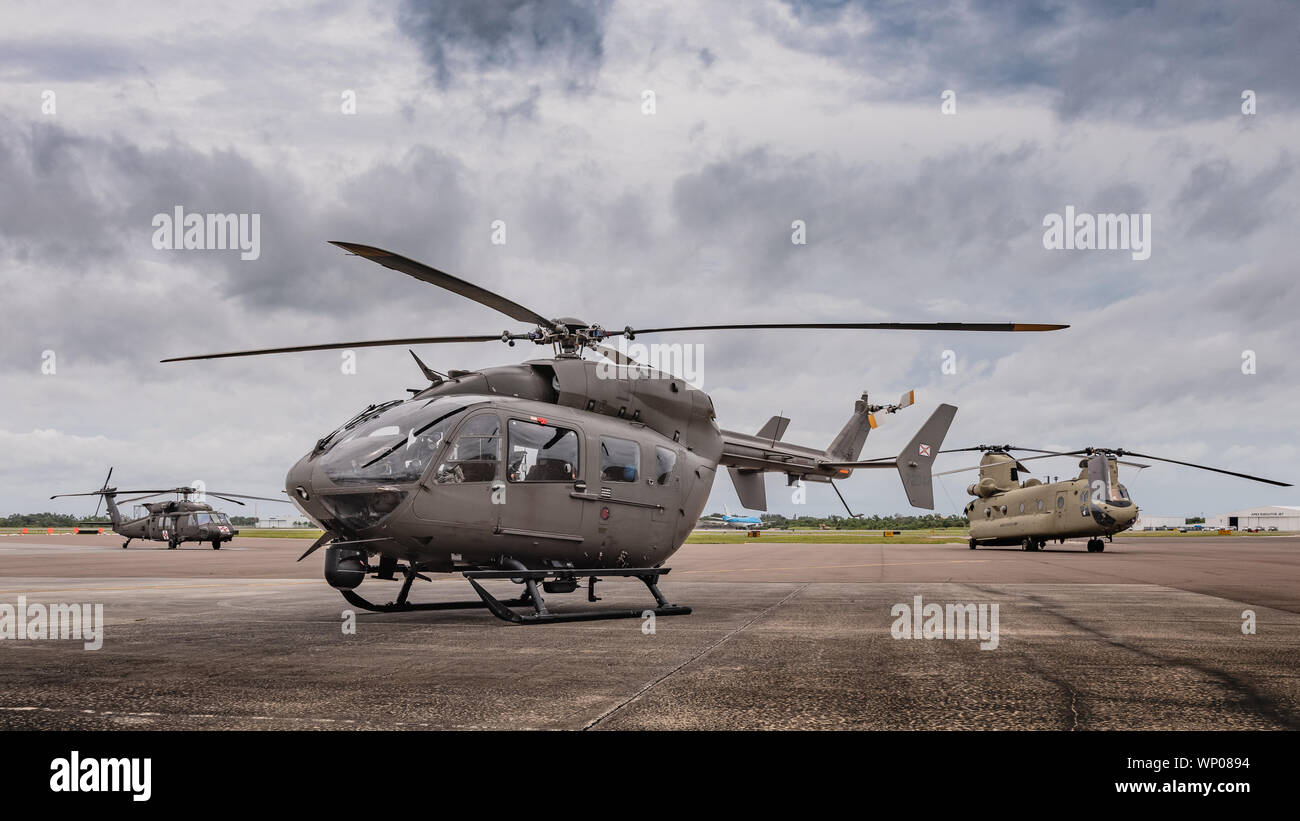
{"left": 934, "top": 445, "right": 1290, "bottom": 552}
{"left": 51, "top": 468, "right": 291, "bottom": 550}
{"left": 163, "top": 242, "right": 1066, "bottom": 623}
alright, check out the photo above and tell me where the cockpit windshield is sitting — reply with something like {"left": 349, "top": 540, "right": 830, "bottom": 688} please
{"left": 320, "top": 397, "right": 470, "bottom": 485}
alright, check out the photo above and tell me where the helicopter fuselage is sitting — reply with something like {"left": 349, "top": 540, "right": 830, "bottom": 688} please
{"left": 113, "top": 500, "right": 238, "bottom": 548}
{"left": 285, "top": 358, "right": 722, "bottom": 574}
{"left": 965, "top": 475, "right": 1139, "bottom": 546}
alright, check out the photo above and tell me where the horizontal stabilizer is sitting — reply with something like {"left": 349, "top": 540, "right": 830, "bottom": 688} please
{"left": 728, "top": 467, "right": 768, "bottom": 511}
{"left": 897, "top": 403, "right": 957, "bottom": 509}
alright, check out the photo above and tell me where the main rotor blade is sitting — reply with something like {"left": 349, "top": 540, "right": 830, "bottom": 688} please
{"left": 931, "top": 453, "right": 1062, "bottom": 477}
{"left": 330, "top": 242, "right": 555, "bottom": 329}
{"left": 201, "top": 491, "right": 291, "bottom": 503}
{"left": 1114, "top": 451, "right": 1292, "bottom": 487}
{"left": 51, "top": 489, "right": 177, "bottom": 499}
{"left": 115, "top": 493, "right": 170, "bottom": 504}
{"left": 161, "top": 334, "right": 506, "bottom": 363}
{"left": 617, "top": 322, "right": 1068, "bottom": 336}
{"left": 206, "top": 493, "right": 246, "bottom": 506}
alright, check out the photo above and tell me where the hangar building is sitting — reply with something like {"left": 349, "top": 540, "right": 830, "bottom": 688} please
{"left": 1134, "top": 514, "right": 1185, "bottom": 530}
{"left": 1207, "top": 506, "right": 1300, "bottom": 531}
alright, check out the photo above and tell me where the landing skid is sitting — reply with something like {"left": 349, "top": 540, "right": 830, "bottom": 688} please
{"left": 339, "top": 565, "right": 691, "bottom": 625}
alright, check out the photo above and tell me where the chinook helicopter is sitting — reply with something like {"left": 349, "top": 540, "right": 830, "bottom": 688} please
{"left": 51, "top": 468, "right": 291, "bottom": 550}
{"left": 936, "top": 445, "right": 1291, "bottom": 552}
{"left": 162, "top": 241, "right": 1065, "bottom": 623}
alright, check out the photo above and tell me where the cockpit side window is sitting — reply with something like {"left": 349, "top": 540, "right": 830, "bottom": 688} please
{"left": 435, "top": 414, "right": 502, "bottom": 483}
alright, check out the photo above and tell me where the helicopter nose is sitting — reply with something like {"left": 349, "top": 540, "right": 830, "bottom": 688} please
{"left": 1097, "top": 501, "right": 1138, "bottom": 526}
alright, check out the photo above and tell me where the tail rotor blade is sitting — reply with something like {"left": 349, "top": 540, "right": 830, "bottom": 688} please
{"left": 93, "top": 467, "right": 112, "bottom": 519}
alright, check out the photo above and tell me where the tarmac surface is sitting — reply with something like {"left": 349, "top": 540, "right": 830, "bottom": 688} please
{"left": 1, "top": 533, "right": 1298, "bottom": 730}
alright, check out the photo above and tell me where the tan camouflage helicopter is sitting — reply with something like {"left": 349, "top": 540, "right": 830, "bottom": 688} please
{"left": 162, "top": 242, "right": 1065, "bottom": 623}
{"left": 935, "top": 445, "right": 1291, "bottom": 552}
{"left": 51, "top": 468, "right": 291, "bottom": 550}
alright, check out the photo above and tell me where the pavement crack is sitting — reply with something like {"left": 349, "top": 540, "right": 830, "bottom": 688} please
{"left": 970, "top": 583, "right": 1300, "bottom": 730}
{"left": 581, "top": 583, "right": 808, "bottom": 730}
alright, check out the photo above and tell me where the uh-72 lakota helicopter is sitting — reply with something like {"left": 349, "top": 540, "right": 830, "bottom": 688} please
{"left": 51, "top": 468, "right": 290, "bottom": 550}
{"left": 162, "top": 241, "right": 1066, "bottom": 623}
{"left": 933, "top": 445, "right": 1291, "bottom": 552}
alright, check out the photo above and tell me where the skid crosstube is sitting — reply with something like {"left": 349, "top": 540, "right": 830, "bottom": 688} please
{"left": 464, "top": 567, "right": 691, "bottom": 625}
{"left": 339, "top": 566, "right": 691, "bottom": 625}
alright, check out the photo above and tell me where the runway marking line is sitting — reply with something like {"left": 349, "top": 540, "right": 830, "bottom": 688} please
{"left": 677, "top": 559, "right": 990, "bottom": 575}
{"left": 0, "top": 581, "right": 319, "bottom": 595}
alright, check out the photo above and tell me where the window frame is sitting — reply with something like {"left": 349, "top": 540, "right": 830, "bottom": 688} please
{"left": 434, "top": 411, "right": 504, "bottom": 484}
{"left": 653, "top": 445, "right": 678, "bottom": 486}
{"left": 599, "top": 435, "right": 642, "bottom": 484}
{"left": 505, "top": 417, "right": 582, "bottom": 484}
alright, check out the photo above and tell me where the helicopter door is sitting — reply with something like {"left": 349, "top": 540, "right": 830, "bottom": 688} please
{"left": 413, "top": 411, "right": 503, "bottom": 531}
{"left": 590, "top": 434, "right": 654, "bottom": 558}
{"left": 647, "top": 444, "right": 682, "bottom": 552}
{"left": 496, "top": 417, "right": 587, "bottom": 547}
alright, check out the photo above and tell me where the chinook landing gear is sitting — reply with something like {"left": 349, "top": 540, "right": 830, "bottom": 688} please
{"left": 326, "top": 547, "right": 691, "bottom": 625}
{"left": 1022, "top": 538, "right": 1045, "bottom": 552}
{"left": 1086, "top": 539, "right": 1106, "bottom": 553}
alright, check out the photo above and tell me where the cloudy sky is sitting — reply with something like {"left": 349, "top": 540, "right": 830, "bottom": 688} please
{"left": 2, "top": 0, "right": 1297, "bottom": 520}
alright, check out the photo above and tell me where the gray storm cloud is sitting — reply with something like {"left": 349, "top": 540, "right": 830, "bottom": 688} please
{"left": 0, "top": 0, "right": 1296, "bottom": 519}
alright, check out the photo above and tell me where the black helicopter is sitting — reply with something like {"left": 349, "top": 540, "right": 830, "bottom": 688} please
{"left": 51, "top": 468, "right": 290, "bottom": 549}
{"left": 163, "top": 242, "right": 1066, "bottom": 622}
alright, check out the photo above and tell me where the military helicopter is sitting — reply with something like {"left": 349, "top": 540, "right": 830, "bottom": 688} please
{"left": 162, "top": 241, "right": 1065, "bottom": 623}
{"left": 935, "top": 445, "right": 1291, "bottom": 552}
{"left": 51, "top": 468, "right": 291, "bottom": 550}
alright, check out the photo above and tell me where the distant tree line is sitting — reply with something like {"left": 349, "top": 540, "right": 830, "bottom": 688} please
{"left": 706, "top": 513, "right": 968, "bottom": 529}
{"left": 230, "top": 516, "right": 257, "bottom": 526}
{"left": 0, "top": 512, "right": 85, "bottom": 527}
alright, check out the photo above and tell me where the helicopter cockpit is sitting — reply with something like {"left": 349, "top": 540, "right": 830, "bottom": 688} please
{"left": 318, "top": 396, "right": 470, "bottom": 486}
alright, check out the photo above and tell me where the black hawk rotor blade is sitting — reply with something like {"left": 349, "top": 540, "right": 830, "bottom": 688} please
{"left": 201, "top": 491, "right": 292, "bottom": 503}
{"left": 51, "top": 489, "right": 177, "bottom": 499}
